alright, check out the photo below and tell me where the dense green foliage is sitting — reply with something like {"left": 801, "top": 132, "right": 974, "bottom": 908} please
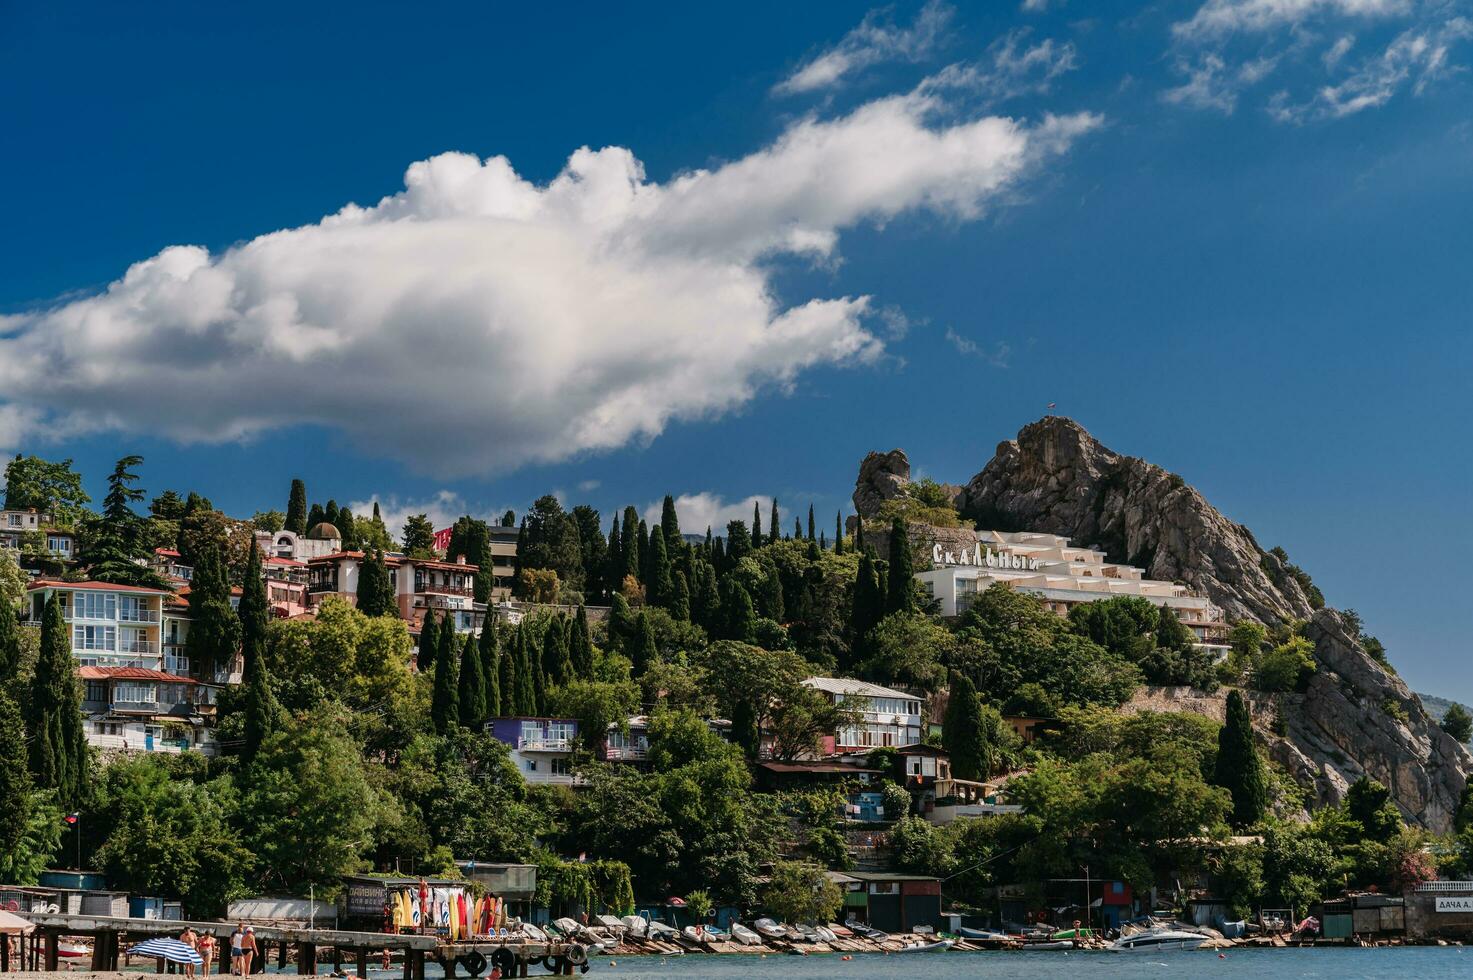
{"left": 1215, "top": 690, "right": 1269, "bottom": 828}
{"left": 28, "top": 594, "right": 88, "bottom": 808}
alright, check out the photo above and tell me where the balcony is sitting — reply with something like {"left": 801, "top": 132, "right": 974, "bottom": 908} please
{"left": 604, "top": 743, "right": 649, "bottom": 762}
{"left": 110, "top": 699, "right": 161, "bottom": 714}
{"left": 308, "top": 580, "right": 339, "bottom": 593}
{"left": 117, "top": 608, "right": 161, "bottom": 623}
{"left": 416, "top": 582, "right": 473, "bottom": 597}
{"left": 121, "top": 640, "right": 155, "bottom": 654}
{"left": 518, "top": 736, "right": 573, "bottom": 752}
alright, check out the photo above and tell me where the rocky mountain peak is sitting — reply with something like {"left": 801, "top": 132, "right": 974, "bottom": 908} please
{"left": 852, "top": 449, "right": 913, "bottom": 519}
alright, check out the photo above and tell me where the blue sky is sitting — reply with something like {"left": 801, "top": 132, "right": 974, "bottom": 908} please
{"left": 2, "top": 2, "right": 1470, "bottom": 698}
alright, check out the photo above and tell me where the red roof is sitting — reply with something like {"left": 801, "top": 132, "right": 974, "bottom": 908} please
{"left": 28, "top": 579, "right": 170, "bottom": 595}
{"left": 154, "top": 548, "right": 182, "bottom": 558}
{"left": 78, "top": 666, "right": 197, "bottom": 684}
{"left": 264, "top": 556, "right": 306, "bottom": 567}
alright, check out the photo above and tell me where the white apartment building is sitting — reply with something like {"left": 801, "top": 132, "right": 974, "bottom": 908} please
{"left": 1, "top": 508, "right": 75, "bottom": 559}
{"left": 800, "top": 677, "right": 925, "bottom": 753}
{"left": 26, "top": 580, "right": 169, "bottom": 671}
{"left": 916, "top": 529, "right": 1230, "bottom": 655}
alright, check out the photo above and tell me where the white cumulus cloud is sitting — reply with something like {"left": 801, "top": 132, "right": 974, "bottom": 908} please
{"left": 0, "top": 89, "right": 1098, "bottom": 476}
{"left": 775, "top": 1, "right": 953, "bottom": 95}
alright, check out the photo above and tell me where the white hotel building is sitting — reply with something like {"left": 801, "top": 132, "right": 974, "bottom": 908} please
{"left": 917, "top": 530, "right": 1231, "bottom": 656}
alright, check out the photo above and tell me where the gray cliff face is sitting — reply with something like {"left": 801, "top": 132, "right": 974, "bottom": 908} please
{"left": 954, "top": 416, "right": 1316, "bottom": 625}
{"left": 856, "top": 417, "right": 1470, "bottom": 830}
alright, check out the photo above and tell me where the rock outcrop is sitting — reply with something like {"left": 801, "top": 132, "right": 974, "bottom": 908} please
{"left": 956, "top": 416, "right": 1315, "bottom": 624}
{"left": 852, "top": 449, "right": 915, "bottom": 519}
{"left": 860, "top": 416, "right": 1470, "bottom": 830}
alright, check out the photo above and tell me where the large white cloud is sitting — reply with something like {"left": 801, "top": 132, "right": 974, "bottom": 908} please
{"left": 0, "top": 89, "right": 1098, "bottom": 477}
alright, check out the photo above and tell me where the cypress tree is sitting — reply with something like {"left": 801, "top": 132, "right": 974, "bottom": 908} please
{"left": 1215, "top": 690, "right": 1269, "bottom": 828}
{"left": 631, "top": 612, "right": 658, "bottom": 678}
{"left": 337, "top": 505, "right": 357, "bottom": 550}
{"left": 761, "top": 564, "right": 784, "bottom": 622}
{"left": 660, "top": 495, "right": 682, "bottom": 553}
{"left": 417, "top": 609, "right": 440, "bottom": 673}
{"left": 29, "top": 593, "right": 86, "bottom": 807}
{"left": 457, "top": 632, "right": 488, "bottom": 728}
{"left": 793, "top": 518, "right": 802, "bottom": 540}
{"left": 356, "top": 549, "right": 395, "bottom": 617}
{"left": 185, "top": 543, "right": 240, "bottom": 681}
{"left": 752, "top": 501, "right": 763, "bottom": 550}
{"left": 430, "top": 621, "right": 460, "bottom": 735}
{"left": 835, "top": 512, "right": 844, "bottom": 555}
{"left": 855, "top": 519, "right": 865, "bottom": 552}
{"left": 498, "top": 629, "right": 517, "bottom": 716}
{"left": 569, "top": 606, "right": 594, "bottom": 677}
{"left": 725, "top": 520, "right": 752, "bottom": 566}
{"left": 542, "top": 616, "right": 572, "bottom": 688}
{"left": 605, "top": 514, "right": 623, "bottom": 599}
{"left": 0, "top": 687, "right": 33, "bottom": 857}
{"left": 285, "top": 479, "right": 308, "bottom": 535}
{"left": 819, "top": 531, "right": 827, "bottom": 551}
{"left": 704, "top": 526, "right": 713, "bottom": 556}
{"left": 306, "top": 502, "right": 325, "bottom": 531}
{"left": 807, "top": 505, "right": 816, "bottom": 542}
{"left": 480, "top": 622, "right": 501, "bottom": 721}
{"left": 323, "top": 499, "right": 341, "bottom": 534}
{"left": 942, "top": 673, "right": 991, "bottom": 781}
{"left": 241, "top": 541, "right": 282, "bottom": 765}
{"left": 722, "top": 579, "right": 756, "bottom": 643}
{"left": 1155, "top": 603, "right": 1195, "bottom": 651}
{"left": 692, "top": 563, "right": 721, "bottom": 634}
{"left": 851, "top": 551, "right": 884, "bottom": 652}
{"left": 515, "top": 626, "right": 538, "bottom": 716}
{"left": 886, "top": 517, "right": 914, "bottom": 615}
{"left": 0, "top": 594, "right": 20, "bottom": 682}
{"left": 646, "top": 530, "right": 672, "bottom": 608}
{"left": 670, "top": 571, "right": 691, "bottom": 622}
{"left": 530, "top": 632, "right": 547, "bottom": 714}
{"left": 712, "top": 537, "right": 725, "bottom": 568}
{"left": 620, "top": 507, "right": 640, "bottom": 582}
{"left": 769, "top": 499, "right": 780, "bottom": 546}
{"left": 636, "top": 520, "right": 651, "bottom": 584}
{"left": 731, "top": 698, "right": 758, "bottom": 759}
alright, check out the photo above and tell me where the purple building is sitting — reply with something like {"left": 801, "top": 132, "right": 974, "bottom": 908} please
{"left": 486, "top": 717, "right": 580, "bottom": 785}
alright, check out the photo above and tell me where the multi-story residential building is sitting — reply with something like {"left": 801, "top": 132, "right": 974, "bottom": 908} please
{"left": 915, "top": 529, "right": 1231, "bottom": 657}
{"left": 486, "top": 717, "right": 581, "bottom": 785}
{"left": 799, "top": 677, "right": 925, "bottom": 754}
{"left": 263, "top": 556, "right": 310, "bottom": 617}
{"left": 601, "top": 715, "right": 731, "bottom": 763}
{"left": 79, "top": 666, "right": 215, "bottom": 755}
{"left": 1, "top": 509, "right": 76, "bottom": 563}
{"left": 26, "top": 580, "right": 169, "bottom": 671}
{"left": 307, "top": 551, "right": 487, "bottom": 634}
{"left": 149, "top": 548, "right": 194, "bottom": 584}
{"left": 485, "top": 525, "right": 519, "bottom": 602}
{"left": 256, "top": 522, "right": 344, "bottom": 562}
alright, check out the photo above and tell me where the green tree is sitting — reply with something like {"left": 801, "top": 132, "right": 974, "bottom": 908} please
{"left": 807, "top": 505, "right": 816, "bottom": 542}
{"left": 1215, "top": 690, "right": 1268, "bottom": 828}
{"left": 0, "top": 788, "right": 61, "bottom": 884}
{"left": 660, "top": 495, "right": 682, "bottom": 554}
{"left": 184, "top": 543, "right": 240, "bottom": 683}
{"left": 645, "top": 528, "right": 673, "bottom": 608}
{"left": 244, "top": 710, "right": 381, "bottom": 891}
{"left": 402, "top": 514, "right": 437, "bottom": 558}
{"left": 569, "top": 606, "right": 594, "bottom": 677}
{"left": 514, "top": 626, "right": 538, "bottom": 715}
{"left": 763, "top": 861, "right": 841, "bottom": 924}
{"left": 0, "top": 586, "right": 21, "bottom": 682}
{"left": 91, "top": 756, "right": 251, "bottom": 917}
{"left": 548, "top": 680, "right": 641, "bottom": 748}
{"left": 479, "top": 623, "right": 501, "bottom": 720}
{"left": 83, "top": 455, "right": 168, "bottom": 588}
{"left": 417, "top": 609, "right": 440, "bottom": 673}
{"left": 1442, "top": 704, "right": 1473, "bottom": 743}
{"left": 355, "top": 549, "right": 396, "bottom": 617}
{"left": 431, "top": 623, "right": 460, "bottom": 735}
{"left": 1346, "top": 776, "right": 1403, "bottom": 840}
{"left": 769, "top": 499, "right": 781, "bottom": 547}
{"left": 885, "top": 518, "right": 914, "bottom": 615}
{"left": 457, "top": 632, "right": 488, "bottom": 728}
{"left": 520, "top": 496, "right": 585, "bottom": 589}
{"left": 28, "top": 594, "right": 87, "bottom": 808}
{"left": 850, "top": 550, "right": 885, "bottom": 651}
{"left": 542, "top": 615, "right": 572, "bottom": 687}
{"left": 498, "top": 626, "right": 518, "bottom": 716}
{"left": 751, "top": 501, "right": 764, "bottom": 550}
{"left": 767, "top": 685, "right": 860, "bottom": 762}
{"left": 620, "top": 506, "right": 641, "bottom": 583}
{"left": 1255, "top": 637, "right": 1315, "bottom": 693}
{"left": 721, "top": 579, "right": 755, "bottom": 643}
{"left": 834, "top": 512, "right": 844, "bottom": 554}
{"left": 860, "top": 613, "right": 950, "bottom": 692}
{"left": 239, "top": 540, "right": 282, "bottom": 765}
{"left": 285, "top": 479, "right": 308, "bottom": 534}
{"left": 631, "top": 612, "right": 659, "bottom": 678}
{"left": 943, "top": 673, "right": 993, "bottom": 781}
{"left": 3, "top": 455, "right": 91, "bottom": 525}
{"left": 0, "top": 688, "right": 34, "bottom": 857}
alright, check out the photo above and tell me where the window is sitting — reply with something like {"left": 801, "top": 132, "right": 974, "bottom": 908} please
{"left": 84, "top": 681, "right": 107, "bottom": 702}
{"left": 114, "top": 682, "right": 156, "bottom": 704}
{"left": 47, "top": 536, "right": 71, "bottom": 554}
{"left": 550, "top": 757, "right": 572, "bottom": 776}
{"left": 7, "top": 514, "right": 20, "bottom": 528}
{"left": 72, "top": 625, "right": 116, "bottom": 651}
{"left": 74, "top": 591, "right": 118, "bottom": 620}
{"left": 525, "top": 759, "right": 538, "bottom": 772}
